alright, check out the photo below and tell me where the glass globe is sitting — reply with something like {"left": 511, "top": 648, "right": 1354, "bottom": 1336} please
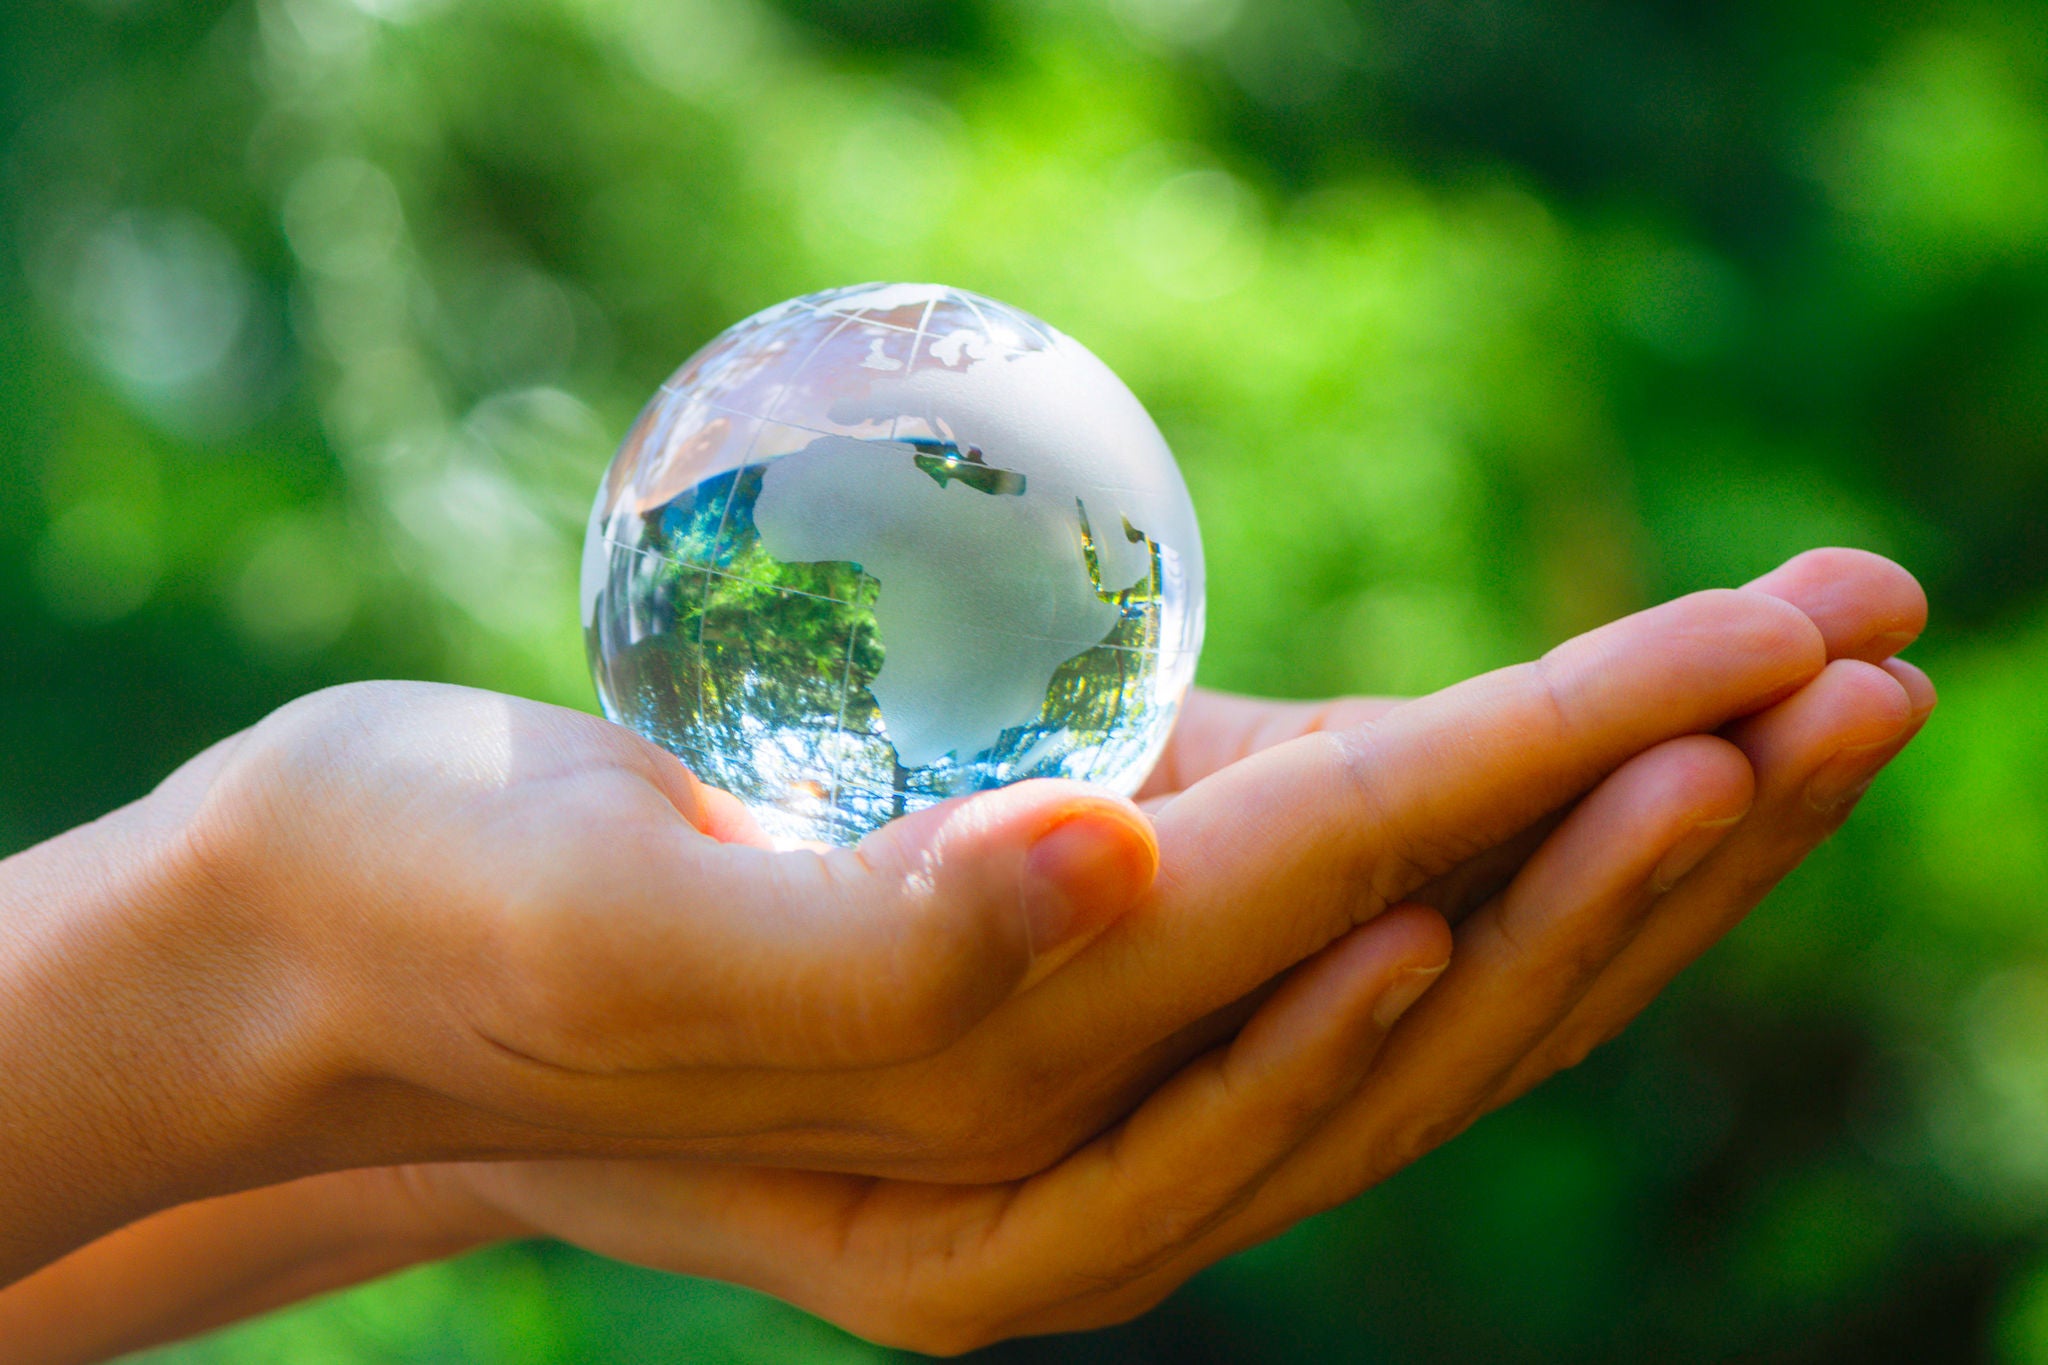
{"left": 581, "top": 283, "right": 1205, "bottom": 847}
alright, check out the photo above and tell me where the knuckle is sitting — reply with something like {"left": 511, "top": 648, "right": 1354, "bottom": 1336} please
{"left": 833, "top": 878, "right": 1028, "bottom": 1067}
{"left": 1665, "top": 732, "right": 1755, "bottom": 794}
{"left": 1230, "top": 1066, "right": 1328, "bottom": 1138}
{"left": 1544, "top": 1025, "right": 1610, "bottom": 1075}
{"left": 470, "top": 859, "right": 671, "bottom": 1070}
{"left": 1335, "top": 661, "right": 1575, "bottom": 902}
{"left": 1523, "top": 652, "right": 1581, "bottom": 750}
{"left": 171, "top": 781, "right": 273, "bottom": 910}
{"left": 1716, "top": 587, "right": 1823, "bottom": 663}
{"left": 1365, "top": 830, "right": 1473, "bottom": 908}
{"left": 1059, "top": 1272, "right": 1192, "bottom": 1335}
{"left": 1322, "top": 730, "right": 1408, "bottom": 884}
{"left": 1325, "top": 728, "right": 1391, "bottom": 827}
{"left": 1109, "top": 1194, "right": 1232, "bottom": 1274}
{"left": 1518, "top": 910, "right": 1632, "bottom": 988}
{"left": 1368, "top": 1108, "right": 1476, "bottom": 1179}
{"left": 1530, "top": 1008, "right": 1643, "bottom": 1084}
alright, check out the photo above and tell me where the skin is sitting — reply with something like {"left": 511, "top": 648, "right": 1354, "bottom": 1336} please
{"left": 0, "top": 549, "right": 1931, "bottom": 1360}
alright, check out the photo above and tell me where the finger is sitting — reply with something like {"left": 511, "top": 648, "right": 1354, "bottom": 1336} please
{"left": 1743, "top": 547, "right": 1928, "bottom": 663}
{"left": 441, "top": 1155, "right": 888, "bottom": 1321}
{"left": 1488, "top": 656, "right": 1932, "bottom": 1104}
{"left": 1140, "top": 548, "right": 1919, "bottom": 881}
{"left": 496, "top": 775, "right": 1159, "bottom": 1073}
{"left": 466, "top": 908, "right": 1456, "bottom": 1355}
{"left": 688, "top": 780, "right": 781, "bottom": 850}
{"left": 941, "top": 906, "right": 1453, "bottom": 1344}
{"left": 1059, "top": 589, "right": 1818, "bottom": 1050}
{"left": 1331, "top": 734, "right": 1751, "bottom": 1149}
{"left": 1137, "top": 689, "right": 1404, "bottom": 799}
{"left": 1046, "top": 733, "right": 1756, "bottom": 1308}
{"left": 1184, "top": 588, "right": 1810, "bottom": 901}
{"left": 1140, "top": 546, "right": 1919, "bottom": 803}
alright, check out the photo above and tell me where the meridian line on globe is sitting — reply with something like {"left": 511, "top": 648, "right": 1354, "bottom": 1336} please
{"left": 887, "top": 295, "right": 940, "bottom": 445}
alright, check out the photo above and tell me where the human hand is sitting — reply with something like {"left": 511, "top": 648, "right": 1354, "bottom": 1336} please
{"left": 62, "top": 557, "right": 1811, "bottom": 1223}
{"left": 1144, "top": 546, "right": 1928, "bottom": 917}
{"left": 3, "top": 666, "right": 1175, "bottom": 1283}
{"left": 209, "top": 575, "right": 1843, "bottom": 1175}
{"left": 407, "top": 553, "right": 1932, "bottom": 1353}
{"left": 0, "top": 544, "right": 1866, "bottom": 1298}
{"left": 736, "top": 550, "right": 1913, "bottom": 1185}
{"left": 0, "top": 547, "right": 1914, "bottom": 1349}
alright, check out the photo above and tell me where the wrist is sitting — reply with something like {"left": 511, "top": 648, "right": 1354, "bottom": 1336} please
{"left": 0, "top": 1168, "right": 511, "bottom": 1365}
{"left": 0, "top": 787, "right": 348, "bottom": 1281}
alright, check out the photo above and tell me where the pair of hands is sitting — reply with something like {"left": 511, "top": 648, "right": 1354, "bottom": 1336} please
{"left": 408, "top": 550, "right": 1931, "bottom": 1352}
{"left": 0, "top": 550, "right": 1932, "bottom": 1359}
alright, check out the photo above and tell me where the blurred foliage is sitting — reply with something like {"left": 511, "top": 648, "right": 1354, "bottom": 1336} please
{"left": 3, "top": 0, "right": 2047, "bottom": 1358}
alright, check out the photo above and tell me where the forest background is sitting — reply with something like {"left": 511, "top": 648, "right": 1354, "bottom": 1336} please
{"left": 4, "top": 0, "right": 2048, "bottom": 1359}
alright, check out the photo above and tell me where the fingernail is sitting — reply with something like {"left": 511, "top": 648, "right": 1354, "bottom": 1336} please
{"left": 1373, "top": 962, "right": 1447, "bottom": 1029}
{"left": 1021, "top": 808, "right": 1158, "bottom": 956}
{"left": 1650, "top": 813, "right": 1745, "bottom": 893}
{"left": 1804, "top": 741, "right": 1896, "bottom": 813}
{"left": 1871, "top": 630, "right": 1918, "bottom": 658}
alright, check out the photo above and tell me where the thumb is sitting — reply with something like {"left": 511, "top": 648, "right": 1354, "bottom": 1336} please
{"left": 551, "top": 779, "right": 1158, "bottom": 1071}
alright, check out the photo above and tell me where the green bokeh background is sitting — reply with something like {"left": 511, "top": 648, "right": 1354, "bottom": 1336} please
{"left": 3, "top": 0, "right": 2046, "bottom": 1358}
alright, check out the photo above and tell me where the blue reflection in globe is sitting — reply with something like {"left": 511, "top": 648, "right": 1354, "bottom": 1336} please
{"left": 582, "top": 283, "right": 1205, "bottom": 847}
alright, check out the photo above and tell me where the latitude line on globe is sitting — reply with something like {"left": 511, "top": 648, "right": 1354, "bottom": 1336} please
{"left": 950, "top": 291, "right": 1005, "bottom": 351}
{"left": 887, "top": 296, "right": 939, "bottom": 445}
{"left": 989, "top": 296, "right": 1058, "bottom": 350}
{"left": 801, "top": 302, "right": 921, "bottom": 335}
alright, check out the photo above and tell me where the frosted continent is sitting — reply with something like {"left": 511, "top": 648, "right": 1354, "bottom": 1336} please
{"left": 754, "top": 436, "right": 1134, "bottom": 768}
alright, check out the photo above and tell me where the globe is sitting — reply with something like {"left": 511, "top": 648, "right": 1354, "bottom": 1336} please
{"left": 581, "top": 282, "right": 1205, "bottom": 847}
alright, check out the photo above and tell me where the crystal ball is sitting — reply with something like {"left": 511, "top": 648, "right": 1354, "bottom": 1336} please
{"left": 581, "top": 283, "right": 1205, "bottom": 847}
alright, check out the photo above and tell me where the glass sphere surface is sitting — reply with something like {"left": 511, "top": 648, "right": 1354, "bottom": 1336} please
{"left": 582, "top": 283, "right": 1205, "bottom": 847}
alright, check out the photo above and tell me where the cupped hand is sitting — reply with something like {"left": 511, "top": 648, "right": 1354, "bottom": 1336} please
{"left": 408, "top": 555, "right": 1934, "bottom": 1354}
{"left": 753, "top": 551, "right": 1915, "bottom": 1183}
{"left": 214, "top": 561, "right": 1872, "bottom": 1184}
{"left": 149, "top": 552, "right": 1893, "bottom": 1194}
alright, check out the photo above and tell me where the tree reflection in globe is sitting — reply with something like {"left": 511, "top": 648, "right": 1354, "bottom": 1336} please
{"left": 582, "top": 283, "right": 1205, "bottom": 847}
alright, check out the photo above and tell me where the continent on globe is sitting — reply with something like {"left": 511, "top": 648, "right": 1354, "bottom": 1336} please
{"left": 904, "top": 438, "right": 1028, "bottom": 497}
{"left": 754, "top": 435, "right": 1143, "bottom": 769}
